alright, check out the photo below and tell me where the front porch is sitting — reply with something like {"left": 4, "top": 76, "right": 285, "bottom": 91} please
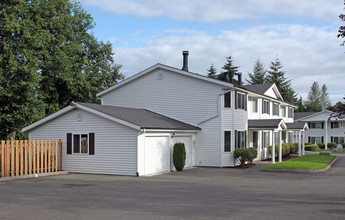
{"left": 248, "top": 119, "right": 309, "bottom": 164}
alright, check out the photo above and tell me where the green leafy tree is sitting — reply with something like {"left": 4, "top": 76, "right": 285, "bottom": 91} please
{"left": 265, "top": 58, "right": 296, "bottom": 103}
{"left": 304, "top": 81, "right": 322, "bottom": 112}
{"left": 217, "top": 56, "right": 239, "bottom": 84}
{"left": 0, "top": 0, "right": 123, "bottom": 139}
{"left": 207, "top": 64, "right": 217, "bottom": 79}
{"left": 246, "top": 59, "right": 266, "bottom": 84}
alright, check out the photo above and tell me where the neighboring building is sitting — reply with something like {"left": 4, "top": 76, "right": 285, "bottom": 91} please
{"left": 295, "top": 110, "right": 345, "bottom": 148}
{"left": 22, "top": 51, "right": 308, "bottom": 176}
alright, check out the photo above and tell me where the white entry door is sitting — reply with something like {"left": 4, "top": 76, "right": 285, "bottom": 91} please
{"left": 173, "top": 136, "right": 193, "bottom": 168}
{"left": 144, "top": 136, "right": 170, "bottom": 175}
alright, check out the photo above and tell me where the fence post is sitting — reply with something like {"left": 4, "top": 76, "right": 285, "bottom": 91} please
{"left": 40, "top": 140, "right": 44, "bottom": 173}
{"left": 55, "top": 139, "right": 58, "bottom": 171}
{"left": 33, "top": 140, "right": 36, "bottom": 174}
{"left": 6, "top": 140, "right": 10, "bottom": 177}
{"left": 29, "top": 140, "right": 32, "bottom": 175}
{"left": 11, "top": 140, "right": 14, "bottom": 177}
{"left": 36, "top": 140, "right": 40, "bottom": 174}
{"left": 59, "top": 140, "right": 62, "bottom": 171}
{"left": 20, "top": 140, "right": 24, "bottom": 176}
{"left": 44, "top": 140, "right": 47, "bottom": 173}
{"left": 48, "top": 140, "right": 51, "bottom": 172}
{"left": 1, "top": 141, "right": 4, "bottom": 177}
{"left": 24, "top": 140, "right": 28, "bottom": 175}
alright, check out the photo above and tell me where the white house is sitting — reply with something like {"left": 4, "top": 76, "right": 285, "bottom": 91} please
{"left": 295, "top": 110, "right": 345, "bottom": 149}
{"left": 22, "top": 51, "right": 308, "bottom": 176}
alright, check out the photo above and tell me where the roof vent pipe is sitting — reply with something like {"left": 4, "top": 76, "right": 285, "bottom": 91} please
{"left": 237, "top": 72, "right": 242, "bottom": 86}
{"left": 182, "top": 51, "right": 189, "bottom": 72}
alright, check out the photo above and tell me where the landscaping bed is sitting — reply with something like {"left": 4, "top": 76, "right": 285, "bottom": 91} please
{"left": 261, "top": 154, "right": 337, "bottom": 171}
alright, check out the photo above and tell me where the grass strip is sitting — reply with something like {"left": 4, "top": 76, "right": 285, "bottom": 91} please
{"left": 262, "top": 154, "right": 336, "bottom": 170}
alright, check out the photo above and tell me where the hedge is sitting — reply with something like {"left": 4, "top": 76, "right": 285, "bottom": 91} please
{"left": 342, "top": 143, "right": 345, "bottom": 148}
{"left": 173, "top": 142, "right": 186, "bottom": 171}
{"left": 327, "top": 142, "right": 337, "bottom": 149}
{"left": 304, "top": 144, "right": 318, "bottom": 151}
{"left": 317, "top": 143, "right": 325, "bottom": 149}
{"left": 234, "top": 148, "right": 254, "bottom": 166}
{"left": 267, "top": 143, "right": 295, "bottom": 157}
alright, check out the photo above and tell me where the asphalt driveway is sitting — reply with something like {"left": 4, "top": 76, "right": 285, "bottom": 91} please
{"left": 0, "top": 155, "right": 344, "bottom": 220}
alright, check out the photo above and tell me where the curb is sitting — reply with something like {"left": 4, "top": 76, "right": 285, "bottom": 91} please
{"left": 0, "top": 171, "right": 69, "bottom": 182}
{"left": 261, "top": 156, "right": 338, "bottom": 173}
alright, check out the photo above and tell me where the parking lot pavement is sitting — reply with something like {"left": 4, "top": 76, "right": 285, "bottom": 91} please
{"left": 0, "top": 157, "right": 345, "bottom": 220}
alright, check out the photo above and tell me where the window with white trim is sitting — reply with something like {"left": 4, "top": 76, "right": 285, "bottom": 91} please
{"left": 331, "top": 136, "right": 345, "bottom": 144}
{"left": 281, "top": 106, "right": 286, "bottom": 117}
{"left": 309, "top": 136, "right": 323, "bottom": 145}
{"left": 224, "top": 131, "right": 231, "bottom": 152}
{"left": 309, "top": 122, "right": 323, "bottom": 129}
{"left": 236, "top": 92, "right": 247, "bottom": 110}
{"left": 224, "top": 92, "right": 231, "bottom": 108}
{"left": 331, "top": 121, "right": 343, "bottom": 129}
{"left": 252, "top": 99, "right": 258, "bottom": 113}
{"left": 67, "top": 133, "right": 95, "bottom": 155}
{"left": 263, "top": 100, "right": 270, "bottom": 114}
{"left": 235, "top": 130, "right": 246, "bottom": 149}
{"left": 288, "top": 107, "right": 294, "bottom": 118}
{"left": 273, "top": 103, "right": 279, "bottom": 116}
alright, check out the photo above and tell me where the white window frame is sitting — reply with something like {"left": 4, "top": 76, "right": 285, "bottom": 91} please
{"left": 73, "top": 133, "right": 89, "bottom": 154}
{"left": 224, "top": 91, "right": 231, "bottom": 108}
{"left": 252, "top": 99, "right": 258, "bottom": 113}
{"left": 309, "top": 122, "right": 322, "bottom": 129}
{"left": 281, "top": 106, "right": 286, "bottom": 117}
{"left": 263, "top": 131, "right": 270, "bottom": 149}
{"left": 273, "top": 103, "right": 279, "bottom": 116}
{"left": 224, "top": 131, "right": 231, "bottom": 152}
{"left": 288, "top": 107, "right": 294, "bottom": 118}
{"left": 237, "top": 92, "right": 246, "bottom": 110}
{"left": 263, "top": 100, "right": 270, "bottom": 115}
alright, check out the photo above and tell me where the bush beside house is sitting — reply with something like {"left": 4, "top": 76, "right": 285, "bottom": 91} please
{"left": 327, "top": 142, "right": 337, "bottom": 149}
{"left": 173, "top": 142, "right": 186, "bottom": 171}
{"left": 304, "top": 145, "right": 318, "bottom": 151}
{"left": 234, "top": 148, "right": 258, "bottom": 166}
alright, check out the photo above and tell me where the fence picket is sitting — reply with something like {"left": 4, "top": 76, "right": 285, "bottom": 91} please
{"left": 1, "top": 141, "right": 4, "bottom": 177}
{"left": 33, "top": 140, "right": 36, "bottom": 174}
{"left": 29, "top": 141, "right": 32, "bottom": 175}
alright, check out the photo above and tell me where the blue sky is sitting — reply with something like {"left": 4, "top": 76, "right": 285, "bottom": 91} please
{"left": 80, "top": 0, "right": 344, "bottom": 104}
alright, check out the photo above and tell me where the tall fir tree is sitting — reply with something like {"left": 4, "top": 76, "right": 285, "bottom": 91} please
{"left": 265, "top": 58, "right": 296, "bottom": 103}
{"left": 296, "top": 96, "right": 306, "bottom": 112}
{"left": 217, "top": 56, "right": 239, "bottom": 84}
{"left": 304, "top": 81, "right": 322, "bottom": 112}
{"left": 320, "top": 84, "right": 331, "bottom": 110}
{"left": 246, "top": 59, "right": 266, "bottom": 84}
{"left": 207, "top": 64, "right": 217, "bottom": 79}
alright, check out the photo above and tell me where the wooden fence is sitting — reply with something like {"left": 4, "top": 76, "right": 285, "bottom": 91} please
{"left": 0, "top": 139, "right": 62, "bottom": 178}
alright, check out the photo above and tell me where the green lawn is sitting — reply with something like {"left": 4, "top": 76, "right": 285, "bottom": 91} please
{"left": 262, "top": 154, "right": 336, "bottom": 170}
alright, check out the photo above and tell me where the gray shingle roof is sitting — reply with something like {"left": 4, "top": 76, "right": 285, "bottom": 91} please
{"left": 294, "top": 112, "right": 316, "bottom": 120}
{"left": 286, "top": 122, "right": 308, "bottom": 130}
{"left": 248, "top": 119, "right": 283, "bottom": 129}
{"left": 240, "top": 83, "right": 274, "bottom": 96}
{"left": 78, "top": 102, "right": 201, "bottom": 131}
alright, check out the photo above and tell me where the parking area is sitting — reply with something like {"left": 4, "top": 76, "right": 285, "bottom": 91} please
{"left": 0, "top": 155, "right": 345, "bottom": 220}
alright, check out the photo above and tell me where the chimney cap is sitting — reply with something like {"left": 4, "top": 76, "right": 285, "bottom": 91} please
{"left": 182, "top": 51, "right": 189, "bottom": 55}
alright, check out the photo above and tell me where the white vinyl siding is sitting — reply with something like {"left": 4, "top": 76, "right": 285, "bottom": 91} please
{"left": 29, "top": 109, "right": 138, "bottom": 176}
{"left": 101, "top": 69, "right": 225, "bottom": 167}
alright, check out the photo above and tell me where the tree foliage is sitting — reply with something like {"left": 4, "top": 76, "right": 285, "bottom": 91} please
{"left": 265, "top": 58, "right": 296, "bottom": 104}
{"left": 246, "top": 59, "right": 266, "bottom": 85}
{"left": 207, "top": 64, "right": 217, "bottom": 79}
{"left": 218, "top": 56, "right": 239, "bottom": 84}
{"left": 0, "top": 0, "right": 123, "bottom": 139}
{"left": 338, "top": 0, "right": 345, "bottom": 46}
{"left": 304, "top": 82, "right": 330, "bottom": 112}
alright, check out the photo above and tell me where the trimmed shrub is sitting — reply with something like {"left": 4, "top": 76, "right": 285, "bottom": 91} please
{"left": 291, "top": 143, "right": 299, "bottom": 154}
{"left": 327, "top": 142, "right": 337, "bottom": 149}
{"left": 248, "top": 148, "right": 258, "bottom": 164}
{"left": 305, "top": 142, "right": 312, "bottom": 146}
{"left": 234, "top": 148, "right": 251, "bottom": 166}
{"left": 173, "top": 142, "right": 186, "bottom": 171}
{"left": 283, "top": 143, "right": 290, "bottom": 156}
{"left": 342, "top": 143, "right": 345, "bottom": 149}
{"left": 305, "top": 144, "right": 318, "bottom": 151}
{"left": 317, "top": 143, "right": 325, "bottom": 149}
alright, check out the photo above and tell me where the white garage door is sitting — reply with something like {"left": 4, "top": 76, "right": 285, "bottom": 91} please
{"left": 144, "top": 136, "right": 170, "bottom": 175}
{"left": 173, "top": 136, "right": 193, "bottom": 168}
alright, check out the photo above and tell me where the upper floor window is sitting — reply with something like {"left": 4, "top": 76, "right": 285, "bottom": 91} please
{"left": 288, "top": 107, "right": 294, "bottom": 118}
{"left": 236, "top": 92, "right": 247, "bottom": 110}
{"left": 273, "top": 103, "right": 279, "bottom": 116}
{"left": 224, "top": 131, "right": 231, "bottom": 152}
{"left": 224, "top": 92, "right": 231, "bottom": 108}
{"left": 252, "top": 99, "right": 258, "bottom": 113}
{"left": 281, "top": 106, "right": 286, "bottom": 117}
{"left": 331, "top": 121, "right": 343, "bottom": 129}
{"left": 262, "top": 100, "right": 270, "bottom": 114}
{"left": 308, "top": 122, "right": 323, "bottom": 129}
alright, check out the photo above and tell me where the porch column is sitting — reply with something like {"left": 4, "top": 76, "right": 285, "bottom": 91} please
{"left": 272, "top": 130, "right": 275, "bottom": 164}
{"left": 325, "top": 120, "right": 328, "bottom": 150}
{"left": 279, "top": 130, "right": 282, "bottom": 162}
{"left": 302, "top": 131, "right": 305, "bottom": 155}
{"left": 298, "top": 131, "right": 302, "bottom": 156}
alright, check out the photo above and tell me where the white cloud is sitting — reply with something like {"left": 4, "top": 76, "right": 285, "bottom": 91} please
{"left": 113, "top": 24, "right": 345, "bottom": 104}
{"left": 80, "top": 0, "right": 341, "bottom": 23}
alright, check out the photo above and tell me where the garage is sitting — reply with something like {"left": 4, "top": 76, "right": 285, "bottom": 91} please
{"left": 144, "top": 136, "right": 170, "bottom": 175}
{"left": 172, "top": 136, "right": 193, "bottom": 168}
